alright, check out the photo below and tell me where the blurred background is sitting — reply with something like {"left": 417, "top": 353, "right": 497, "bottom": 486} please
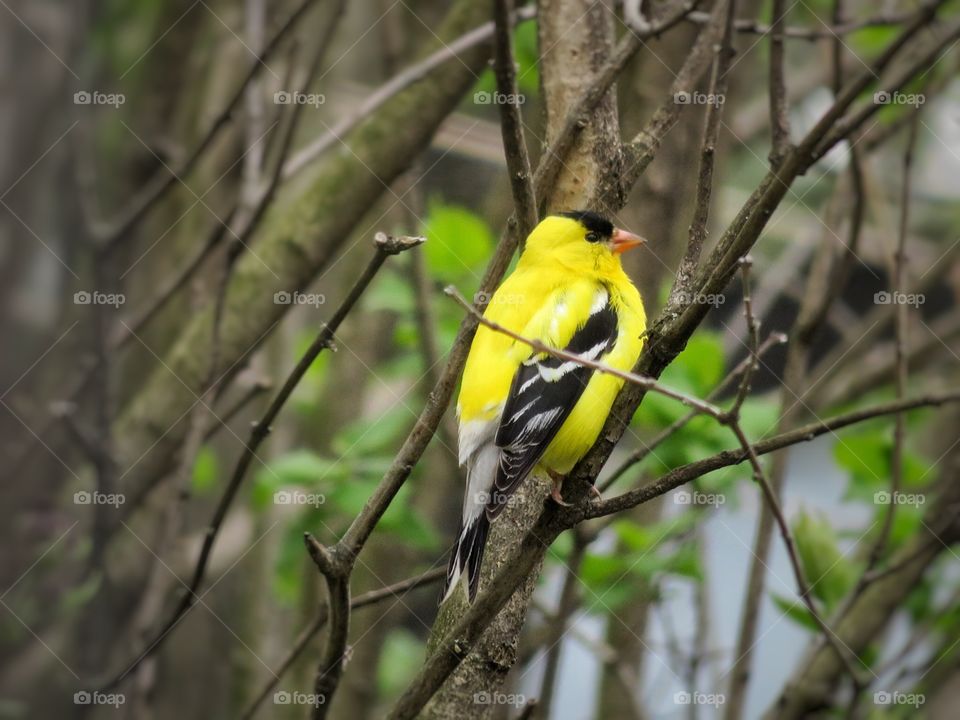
{"left": 1, "top": 0, "right": 959, "bottom": 718}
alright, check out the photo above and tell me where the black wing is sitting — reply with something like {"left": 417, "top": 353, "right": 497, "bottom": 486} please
{"left": 487, "top": 292, "right": 618, "bottom": 519}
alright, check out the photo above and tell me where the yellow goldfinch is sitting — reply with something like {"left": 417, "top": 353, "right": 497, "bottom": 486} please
{"left": 442, "top": 211, "right": 647, "bottom": 603}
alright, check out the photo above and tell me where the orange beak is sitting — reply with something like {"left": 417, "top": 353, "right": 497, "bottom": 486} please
{"left": 611, "top": 227, "right": 646, "bottom": 254}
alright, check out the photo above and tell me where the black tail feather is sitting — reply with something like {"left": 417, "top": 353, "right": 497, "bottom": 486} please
{"left": 440, "top": 514, "right": 490, "bottom": 604}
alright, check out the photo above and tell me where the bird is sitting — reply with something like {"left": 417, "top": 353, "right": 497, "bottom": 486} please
{"left": 441, "top": 210, "right": 647, "bottom": 604}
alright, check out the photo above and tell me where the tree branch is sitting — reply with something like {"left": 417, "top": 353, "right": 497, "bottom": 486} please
{"left": 768, "top": 0, "right": 792, "bottom": 164}
{"left": 667, "top": 0, "right": 736, "bottom": 313}
{"left": 492, "top": 0, "right": 537, "bottom": 240}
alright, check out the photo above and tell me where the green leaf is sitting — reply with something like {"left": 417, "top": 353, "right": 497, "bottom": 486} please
{"left": 273, "top": 513, "right": 315, "bottom": 604}
{"left": 835, "top": 426, "right": 936, "bottom": 504}
{"left": 331, "top": 405, "right": 410, "bottom": 457}
{"left": 365, "top": 270, "right": 416, "bottom": 315}
{"left": 252, "top": 450, "right": 344, "bottom": 509}
{"left": 61, "top": 572, "right": 103, "bottom": 612}
{"left": 792, "top": 509, "right": 857, "bottom": 610}
{"left": 675, "top": 334, "right": 725, "bottom": 395}
{"left": 378, "top": 628, "right": 426, "bottom": 698}
{"left": 772, "top": 594, "right": 818, "bottom": 632}
{"left": 469, "top": 19, "right": 539, "bottom": 97}
{"left": 191, "top": 445, "right": 219, "bottom": 495}
{"left": 422, "top": 203, "right": 494, "bottom": 282}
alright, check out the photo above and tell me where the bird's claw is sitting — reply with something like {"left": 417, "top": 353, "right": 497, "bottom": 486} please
{"left": 550, "top": 484, "right": 571, "bottom": 507}
{"left": 588, "top": 485, "right": 602, "bottom": 501}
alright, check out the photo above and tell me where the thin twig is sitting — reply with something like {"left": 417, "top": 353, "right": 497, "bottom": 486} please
{"left": 668, "top": 0, "right": 737, "bottom": 312}
{"left": 445, "top": 286, "right": 725, "bottom": 419}
{"left": 768, "top": 0, "right": 792, "bottom": 164}
{"left": 304, "top": 533, "right": 350, "bottom": 720}
{"left": 599, "top": 331, "right": 786, "bottom": 494}
{"left": 586, "top": 392, "right": 960, "bottom": 520}
{"left": 492, "top": 0, "right": 537, "bottom": 240}
{"left": 729, "top": 258, "right": 759, "bottom": 419}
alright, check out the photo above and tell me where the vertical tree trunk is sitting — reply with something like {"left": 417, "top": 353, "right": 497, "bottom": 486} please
{"left": 422, "top": 2, "right": 625, "bottom": 716}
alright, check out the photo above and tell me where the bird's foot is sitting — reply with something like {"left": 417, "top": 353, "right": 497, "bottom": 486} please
{"left": 588, "top": 484, "right": 602, "bottom": 501}
{"left": 550, "top": 484, "right": 571, "bottom": 507}
{"left": 546, "top": 469, "right": 570, "bottom": 507}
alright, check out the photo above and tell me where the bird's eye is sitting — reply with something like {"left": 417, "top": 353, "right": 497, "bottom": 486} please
{"left": 586, "top": 231, "right": 600, "bottom": 243}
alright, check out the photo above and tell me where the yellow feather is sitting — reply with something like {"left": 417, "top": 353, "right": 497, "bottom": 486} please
{"left": 457, "top": 215, "right": 646, "bottom": 474}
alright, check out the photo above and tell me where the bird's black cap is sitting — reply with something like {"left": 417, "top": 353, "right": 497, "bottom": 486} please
{"left": 558, "top": 210, "right": 614, "bottom": 239}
